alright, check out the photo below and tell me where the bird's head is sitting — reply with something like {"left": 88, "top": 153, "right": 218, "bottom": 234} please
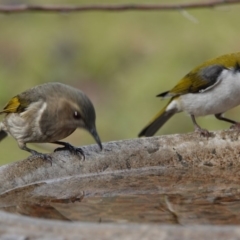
{"left": 65, "top": 88, "right": 102, "bottom": 150}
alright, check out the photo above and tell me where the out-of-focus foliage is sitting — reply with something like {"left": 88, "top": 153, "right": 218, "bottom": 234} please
{"left": 0, "top": 0, "right": 240, "bottom": 164}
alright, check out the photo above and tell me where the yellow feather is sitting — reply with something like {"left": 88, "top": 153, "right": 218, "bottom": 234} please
{"left": 169, "top": 52, "right": 240, "bottom": 95}
{"left": 144, "top": 98, "right": 175, "bottom": 127}
{"left": 1, "top": 96, "right": 20, "bottom": 114}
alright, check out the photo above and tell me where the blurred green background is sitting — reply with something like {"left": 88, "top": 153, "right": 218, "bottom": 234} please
{"left": 0, "top": 0, "right": 240, "bottom": 165}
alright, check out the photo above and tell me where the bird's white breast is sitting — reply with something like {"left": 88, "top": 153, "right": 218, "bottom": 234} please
{"left": 3, "top": 101, "right": 47, "bottom": 143}
{"left": 177, "top": 69, "right": 240, "bottom": 116}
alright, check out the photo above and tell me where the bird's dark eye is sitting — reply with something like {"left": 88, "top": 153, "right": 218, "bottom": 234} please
{"left": 73, "top": 111, "right": 81, "bottom": 119}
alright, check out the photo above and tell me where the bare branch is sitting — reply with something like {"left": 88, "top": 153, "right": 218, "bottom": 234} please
{"left": 0, "top": 1, "right": 240, "bottom": 14}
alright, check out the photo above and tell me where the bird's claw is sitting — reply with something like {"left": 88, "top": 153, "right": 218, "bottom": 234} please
{"left": 194, "top": 128, "right": 212, "bottom": 138}
{"left": 230, "top": 123, "right": 240, "bottom": 130}
{"left": 54, "top": 143, "right": 85, "bottom": 160}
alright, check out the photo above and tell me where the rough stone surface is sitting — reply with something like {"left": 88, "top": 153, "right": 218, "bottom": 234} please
{"left": 1, "top": 131, "right": 240, "bottom": 239}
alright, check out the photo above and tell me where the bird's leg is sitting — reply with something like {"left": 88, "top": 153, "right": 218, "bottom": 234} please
{"left": 53, "top": 141, "right": 85, "bottom": 159}
{"left": 215, "top": 113, "right": 240, "bottom": 129}
{"left": 18, "top": 142, "right": 52, "bottom": 164}
{"left": 190, "top": 114, "right": 211, "bottom": 137}
{"left": 215, "top": 113, "right": 237, "bottom": 124}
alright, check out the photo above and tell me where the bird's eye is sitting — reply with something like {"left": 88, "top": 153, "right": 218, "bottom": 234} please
{"left": 73, "top": 111, "right": 81, "bottom": 119}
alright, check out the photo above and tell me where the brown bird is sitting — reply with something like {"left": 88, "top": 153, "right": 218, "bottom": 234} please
{"left": 0, "top": 82, "right": 102, "bottom": 161}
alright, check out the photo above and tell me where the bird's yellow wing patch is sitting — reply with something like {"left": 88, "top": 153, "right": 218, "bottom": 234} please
{"left": 167, "top": 52, "right": 240, "bottom": 96}
{"left": 0, "top": 96, "right": 21, "bottom": 114}
{"left": 169, "top": 73, "right": 210, "bottom": 95}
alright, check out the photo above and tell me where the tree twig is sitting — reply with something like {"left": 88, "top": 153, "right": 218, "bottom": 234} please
{"left": 0, "top": 1, "right": 239, "bottom": 14}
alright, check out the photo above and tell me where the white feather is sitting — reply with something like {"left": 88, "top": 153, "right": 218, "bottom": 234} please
{"left": 3, "top": 101, "right": 47, "bottom": 143}
{"left": 166, "top": 69, "right": 240, "bottom": 116}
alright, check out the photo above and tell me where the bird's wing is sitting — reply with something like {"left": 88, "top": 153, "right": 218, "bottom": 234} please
{"left": 0, "top": 84, "right": 44, "bottom": 115}
{"left": 158, "top": 64, "right": 227, "bottom": 98}
{"left": 158, "top": 52, "right": 240, "bottom": 98}
{"left": 0, "top": 96, "right": 29, "bottom": 114}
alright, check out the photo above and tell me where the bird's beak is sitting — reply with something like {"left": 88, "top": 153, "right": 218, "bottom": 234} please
{"left": 90, "top": 128, "right": 102, "bottom": 150}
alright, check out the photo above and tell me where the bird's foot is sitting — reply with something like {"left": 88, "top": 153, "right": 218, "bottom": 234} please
{"left": 230, "top": 123, "right": 240, "bottom": 130}
{"left": 54, "top": 142, "right": 85, "bottom": 160}
{"left": 29, "top": 152, "right": 52, "bottom": 165}
{"left": 194, "top": 127, "right": 212, "bottom": 138}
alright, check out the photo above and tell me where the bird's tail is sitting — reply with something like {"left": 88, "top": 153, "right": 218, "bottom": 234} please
{"left": 0, "top": 130, "right": 7, "bottom": 141}
{"left": 0, "top": 122, "right": 7, "bottom": 141}
{"left": 138, "top": 99, "right": 177, "bottom": 137}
